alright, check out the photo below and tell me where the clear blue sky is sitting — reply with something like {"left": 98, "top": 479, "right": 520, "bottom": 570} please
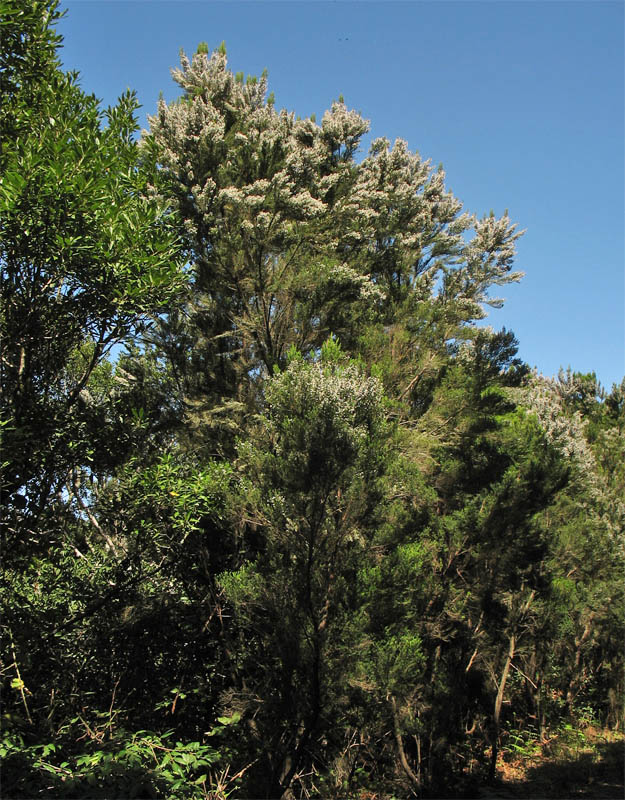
{"left": 57, "top": 0, "right": 624, "bottom": 390}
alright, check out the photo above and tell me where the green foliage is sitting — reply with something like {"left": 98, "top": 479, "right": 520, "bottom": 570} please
{"left": 367, "top": 631, "right": 425, "bottom": 695}
{"left": 501, "top": 723, "right": 542, "bottom": 760}
{"left": 2, "top": 10, "right": 622, "bottom": 800}
{"left": 215, "top": 356, "right": 393, "bottom": 795}
{"left": 1, "top": 725, "right": 220, "bottom": 799}
{"left": 0, "top": 0, "right": 185, "bottom": 518}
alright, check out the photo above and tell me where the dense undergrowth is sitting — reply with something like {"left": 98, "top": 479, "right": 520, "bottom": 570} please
{"left": 2, "top": 718, "right": 623, "bottom": 798}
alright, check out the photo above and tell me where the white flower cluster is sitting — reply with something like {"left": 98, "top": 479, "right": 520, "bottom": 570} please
{"left": 142, "top": 43, "right": 528, "bottom": 373}
{"left": 268, "top": 360, "right": 384, "bottom": 450}
{"left": 515, "top": 374, "right": 596, "bottom": 465}
{"left": 320, "top": 101, "right": 370, "bottom": 158}
{"left": 512, "top": 374, "right": 625, "bottom": 546}
{"left": 323, "top": 262, "right": 385, "bottom": 305}
{"left": 335, "top": 136, "right": 516, "bottom": 316}
{"left": 463, "top": 212, "right": 525, "bottom": 308}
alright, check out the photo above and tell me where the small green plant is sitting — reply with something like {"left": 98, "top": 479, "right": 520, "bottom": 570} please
{"left": 502, "top": 724, "right": 541, "bottom": 761}
{"left": 1, "top": 726, "right": 221, "bottom": 799}
{"left": 575, "top": 703, "right": 600, "bottom": 728}
{"left": 559, "top": 721, "right": 587, "bottom": 752}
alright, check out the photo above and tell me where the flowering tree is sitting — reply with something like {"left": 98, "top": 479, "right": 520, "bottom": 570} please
{"left": 218, "top": 341, "right": 391, "bottom": 795}
{"left": 144, "top": 45, "right": 524, "bottom": 434}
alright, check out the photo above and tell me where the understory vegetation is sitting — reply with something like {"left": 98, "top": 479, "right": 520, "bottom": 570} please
{"left": 1, "top": 3, "right": 623, "bottom": 798}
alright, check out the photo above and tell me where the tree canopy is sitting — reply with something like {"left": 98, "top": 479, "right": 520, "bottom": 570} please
{"left": 1, "top": 4, "right": 623, "bottom": 798}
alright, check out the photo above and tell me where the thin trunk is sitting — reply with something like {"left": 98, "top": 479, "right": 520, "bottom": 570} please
{"left": 391, "top": 695, "right": 421, "bottom": 794}
{"left": 490, "top": 633, "right": 515, "bottom": 782}
{"left": 72, "top": 473, "right": 119, "bottom": 556}
{"left": 276, "top": 542, "right": 324, "bottom": 797}
{"left": 415, "top": 732, "right": 422, "bottom": 788}
{"left": 566, "top": 615, "right": 594, "bottom": 716}
{"left": 528, "top": 648, "right": 544, "bottom": 741}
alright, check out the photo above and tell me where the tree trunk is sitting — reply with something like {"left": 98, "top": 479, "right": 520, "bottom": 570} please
{"left": 391, "top": 695, "right": 421, "bottom": 795}
{"left": 566, "top": 615, "right": 593, "bottom": 716}
{"left": 490, "top": 633, "right": 515, "bottom": 782}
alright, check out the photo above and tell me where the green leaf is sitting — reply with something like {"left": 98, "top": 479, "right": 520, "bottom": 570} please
{"left": 217, "top": 712, "right": 241, "bottom": 726}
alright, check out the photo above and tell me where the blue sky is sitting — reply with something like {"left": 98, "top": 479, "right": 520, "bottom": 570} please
{"left": 57, "top": 1, "right": 624, "bottom": 390}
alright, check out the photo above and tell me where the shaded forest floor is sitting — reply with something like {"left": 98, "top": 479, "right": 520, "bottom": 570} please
{"left": 477, "top": 728, "right": 624, "bottom": 799}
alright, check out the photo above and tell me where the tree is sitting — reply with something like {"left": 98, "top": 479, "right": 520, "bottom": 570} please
{"left": 0, "top": 0, "right": 185, "bottom": 524}
{"left": 144, "top": 45, "right": 524, "bottom": 453}
{"left": 514, "top": 371, "right": 625, "bottom": 731}
{"left": 0, "top": 7, "right": 194, "bottom": 793}
{"left": 218, "top": 342, "right": 392, "bottom": 797}
{"left": 351, "top": 334, "right": 564, "bottom": 791}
